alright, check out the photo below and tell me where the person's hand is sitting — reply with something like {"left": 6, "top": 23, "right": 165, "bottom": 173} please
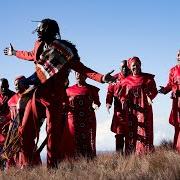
{"left": 158, "top": 86, "right": 167, "bottom": 94}
{"left": 102, "top": 70, "right": 117, "bottom": 83}
{"left": 106, "top": 103, "right": 112, "bottom": 114}
{"left": 4, "top": 43, "right": 16, "bottom": 56}
{"left": 92, "top": 103, "right": 99, "bottom": 111}
{"left": 147, "top": 95, "right": 152, "bottom": 105}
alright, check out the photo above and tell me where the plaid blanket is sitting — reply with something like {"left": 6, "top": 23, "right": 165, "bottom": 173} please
{"left": 36, "top": 41, "right": 74, "bottom": 83}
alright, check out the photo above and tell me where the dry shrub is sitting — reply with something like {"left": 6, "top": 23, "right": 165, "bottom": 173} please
{"left": 1, "top": 149, "right": 180, "bottom": 180}
{"left": 157, "top": 139, "right": 173, "bottom": 150}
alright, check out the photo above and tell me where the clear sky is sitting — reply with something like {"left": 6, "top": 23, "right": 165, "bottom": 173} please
{"left": 1, "top": 0, "right": 180, "bottom": 151}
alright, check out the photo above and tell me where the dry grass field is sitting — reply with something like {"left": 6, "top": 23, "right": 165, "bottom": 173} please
{"left": 1, "top": 146, "right": 180, "bottom": 180}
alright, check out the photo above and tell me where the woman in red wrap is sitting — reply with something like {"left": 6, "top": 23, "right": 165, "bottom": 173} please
{"left": 120, "top": 57, "right": 158, "bottom": 155}
{"left": 106, "top": 60, "right": 130, "bottom": 154}
{"left": 60, "top": 72, "right": 100, "bottom": 159}
{"left": 7, "top": 76, "right": 35, "bottom": 168}
{"left": 159, "top": 50, "right": 180, "bottom": 152}
{"left": 0, "top": 78, "right": 15, "bottom": 169}
{"left": 4, "top": 19, "right": 115, "bottom": 168}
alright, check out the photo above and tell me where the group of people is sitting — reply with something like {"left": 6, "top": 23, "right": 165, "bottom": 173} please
{"left": 107, "top": 53, "right": 180, "bottom": 156}
{"left": 1, "top": 18, "right": 115, "bottom": 170}
{"left": 0, "top": 18, "right": 179, "bottom": 170}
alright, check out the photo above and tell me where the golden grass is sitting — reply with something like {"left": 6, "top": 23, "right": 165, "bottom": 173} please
{"left": 1, "top": 149, "right": 180, "bottom": 180}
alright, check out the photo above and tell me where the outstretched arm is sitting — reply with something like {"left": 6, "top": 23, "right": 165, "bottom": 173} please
{"left": 70, "top": 60, "right": 116, "bottom": 83}
{"left": 4, "top": 43, "right": 36, "bottom": 61}
{"left": 159, "top": 70, "right": 173, "bottom": 94}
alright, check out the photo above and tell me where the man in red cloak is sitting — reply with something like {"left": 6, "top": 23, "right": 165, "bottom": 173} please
{"left": 60, "top": 72, "right": 100, "bottom": 159}
{"left": 159, "top": 50, "right": 180, "bottom": 152}
{"left": 4, "top": 18, "right": 115, "bottom": 168}
{"left": 106, "top": 60, "right": 130, "bottom": 154}
{"left": 120, "top": 57, "right": 157, "bottom": 155}
{"left": 0, "top": 78, "right": 15, "bottom": 169}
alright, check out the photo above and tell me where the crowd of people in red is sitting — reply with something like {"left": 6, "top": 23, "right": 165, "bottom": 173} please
{"left": 0, "top": 18, "right": 179, "bottom": 170}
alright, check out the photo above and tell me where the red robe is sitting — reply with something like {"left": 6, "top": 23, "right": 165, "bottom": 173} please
{"left": 7, "top": 93, "right": 41, "bottom": 168}
{"left": 106, "top": 73, "right": 127, "bottom": 134}
{"left": 163, "top": 65, "right": 180, "bottom": 152}
{"left": 7, "top": 94, "right": 23, "bottom": 168}
{"left": 15, "top": 40, "right": 104, "bottom": 168}
{"left": 60, "top": 84, "right": 100, "bottom": 159}
{"left": 121, "top": 73, "right": 157, "bottom": 154}
{"left": 0, "top": 90, "right": 14, "bottom": 148}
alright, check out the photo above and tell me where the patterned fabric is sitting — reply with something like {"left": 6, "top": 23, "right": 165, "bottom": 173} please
{"left": 15, "top": 38, "right": 104, "bottom": 168}
{"left": 0, "top": 90, "right": 15, "bottom": 145}
{"left": 163, "top": 65, "right": 180, "bottom": 126}
{"left": 2, "top": 92, "right": 32, "bottom": 162}
{"left": 35, "top": 41, "right": 74, "bottom": 83}
{"left": 163, "top": 65, "right": 180, "bottom": 152}
{"left": 121, "top": 73, "right": 157, "bottom": 155}
{"left": 60, "top": 84, "right": 100, "bottom": 159}
{"left": 106, "top": 73, "right": 127, "bottom": 134}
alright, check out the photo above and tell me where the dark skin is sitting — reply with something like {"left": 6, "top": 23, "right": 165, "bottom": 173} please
{"left": 106, "top": 60, "right": 130, "bottom": 113}
{"left": 4, "top": 21, "right": 55, "bottom": 56}
{"left": 14, "top": 78, "right": 28, "bottom": 94}
{"left": 120, "top": 60, "right": 130, "bottom": 77}
{"left": 2, "top": 78, "right": 28, "bottom": 135}
{"left": 0, "top": 79, "right": 9, "bottom": 96}
{"left": 36, "top": 22, "right": 56, "bottom": 44}
{"left": 3, "top": 19, "right": 116, "bottom": 84}
{"left": 159, "top": 50, "right": 180, "bottom": 94}
{"left": 130, "top": 61, "right": 141, "bottom": 76}
{"left": 129, "top": 60, "right": 152, "bottom": 105}
{"left": 75, "top": 72, "right": 87, "bottom": 86}
{"left": 75, "top": 72, "right": 99, "bottom": 109}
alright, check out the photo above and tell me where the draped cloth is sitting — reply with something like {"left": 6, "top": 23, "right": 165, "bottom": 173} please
{"left": 121, "top": 73, "right": 157, "bottom": 154}
{"left": 59, "top": 84, "right": 100, "bottom": 159}
{"left": 15, "top": 39, "right": 104, "bottom": 168}
{"left": 163, "top": 65, "right": 180, "bottom": 152}
{"left": 106, "top": 73, "right": 127, "bottom": 134}
{"left": 0, "top": 90, "right": 15, "bottom": 146}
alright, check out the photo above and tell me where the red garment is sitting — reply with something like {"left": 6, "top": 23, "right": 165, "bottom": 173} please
{"left": 16, "top": 40, "right": 103, "bottom": 83}
{"left": 106, "top": 73, "right": 127, "bottom": 134}
{"left": 121, "top": 73, "right": 157, "bottom": 154}
{"left": 163, "top": 65, "right": 180, "bottom": 151}
{"left": 127, "top": 57, "right": 141, "bottom": 69}
{"left": 8, "top": 94, "right": 19, "bottom": 120}
{"left": 0, "top": 90, "right": 15, "bottom": 145}
{"left": 174, "top": 127, "right": 180, "bottom": 152}
{"left": 7, "top": 93, "right": 42, "bottom": 168}
{"left": 7, "top": 94, "right": 21, "bottom": 168}
{"left": 15, "top": 40, "right": 104, "bottom": 168}
{"left": 60, "top": 84, "right": 100, "bottom": 159}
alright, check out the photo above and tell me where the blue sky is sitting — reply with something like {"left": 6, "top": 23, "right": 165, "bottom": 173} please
{"left": 1, "top": 0, "right": 180, "bottom": 151}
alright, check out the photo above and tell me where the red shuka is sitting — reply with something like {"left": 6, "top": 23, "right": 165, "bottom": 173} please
{"left": 15, "top": 40, "right": 104, "bottom": 168}
{"left": 106, "top": 73, "right": 127, "bottom": 134}
{"left": 121, "top": 73, "right": 157, "bottom": 155}
{"left": 60, "top": 84, "right": 100, "bottom": 159}
{"left": 0, "top": 90, "right": 15, "bottom": 146}
{"left": 163, "top": 65, "right": 180, "bottom": 152}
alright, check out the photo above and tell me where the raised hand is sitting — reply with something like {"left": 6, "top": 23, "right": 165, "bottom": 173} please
{"left": 92, "top": 103, "right": 99, "bottom": 111}
{"left": 102, "top": 70, "right": 117, "bottom": 83}
{"left": 4, "top": 43, "right": 16, "bottom": 56}
{"left": 106, "top": 103, "right": 112, "bottom": 114}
